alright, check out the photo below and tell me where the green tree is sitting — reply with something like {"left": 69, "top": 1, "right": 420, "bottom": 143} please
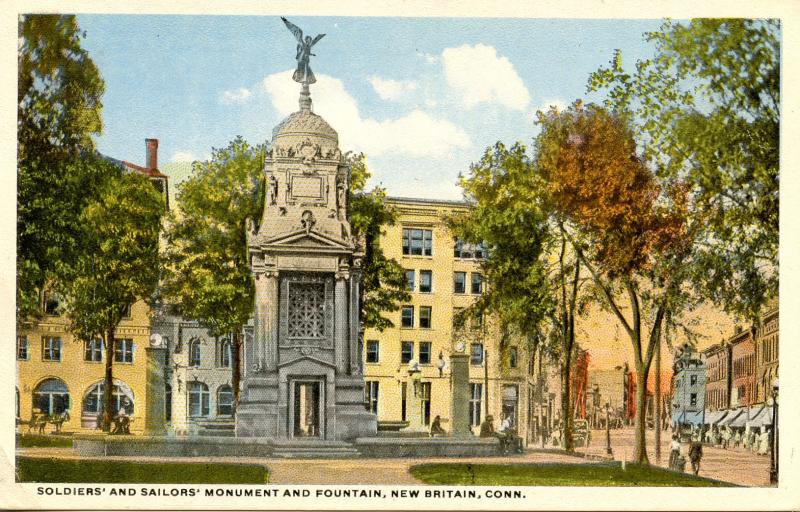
{"left": 588, "top": 19, "right": 779, "bottom": 320}
{"left": 536, "top": 102, "right": 691, "bottom": 464}
{"left": 17, "top": 14, "right": 107, "bottom": 320}
{"left": 64, "top": 172, "right": 164, "bottom": 431}
{"left": 162, "top": 137, "right": 264, "bottom": 408}
{"left": 451, "top": 142, "right": 582, "bottom": 451}
{"left": 347, "top": 153, "right": 411, "bottom": 330}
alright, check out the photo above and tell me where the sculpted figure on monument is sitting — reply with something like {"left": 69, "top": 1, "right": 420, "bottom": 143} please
{"left": 281, "top": 17, "right": 326, "bottom": 85}
{"left": 268, "top": 175, "right": 278, "bottom": 205}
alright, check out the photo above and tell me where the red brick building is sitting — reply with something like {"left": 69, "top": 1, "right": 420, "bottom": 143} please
{"left": 755, "top": 307, "right": 779, "bottom": 403}
{"left": 703, "top": 341, "right": 731, "bottom": 411}
{"left": 730, "top": 328, "right": 756, "bottom": 408}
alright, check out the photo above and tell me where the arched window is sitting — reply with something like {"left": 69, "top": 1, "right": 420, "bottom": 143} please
{"left": 188, "top": 339, "right": 201, "bottom": 367}
{"left": 165, "top": 383, "right": 172, "bottom": 422}
{"left": 33, "top": 378, "right": 70, "bottom": 415}
{"left": 188, "top": 381, "right": 209, "bottom": 417}
{"left": 217, "top": 339, "right": 232, "bottom": 368}
{"left": 217, "top": 385, "right": 234, "bottom": 416}
{"left": 82, "top": 381, "right": 135, "bottom": 417}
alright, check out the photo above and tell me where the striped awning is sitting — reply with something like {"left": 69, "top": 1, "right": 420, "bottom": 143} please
{"left": 718, "top": 408, "right": 743, "bottom": 426}
{"left": 703, "top": 410, "right": 728, "bottom": 425}
{"left": 749, "top": 405, "right": 774, "bottom": 428}
{"left": 729, "top": 406, "right": 762, "bottom": 428}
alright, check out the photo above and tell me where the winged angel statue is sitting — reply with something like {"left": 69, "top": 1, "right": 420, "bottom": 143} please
{"left": 281, "top": 17, "right": 326, "bottom": 85}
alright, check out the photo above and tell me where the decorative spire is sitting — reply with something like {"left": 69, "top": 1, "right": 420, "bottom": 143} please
{"left": 299, "top": 82, "right": 312, "bottom": 112}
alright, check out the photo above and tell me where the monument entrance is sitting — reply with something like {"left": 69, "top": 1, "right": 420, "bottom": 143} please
{"left": 234, "top": 18, "right": 377, "bottom": 441}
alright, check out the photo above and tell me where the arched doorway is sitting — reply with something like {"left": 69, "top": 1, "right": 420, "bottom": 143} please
{"left": 81, "top": 380, "right": 135, "bottom": 429}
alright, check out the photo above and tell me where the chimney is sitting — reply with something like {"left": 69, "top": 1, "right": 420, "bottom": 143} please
{"left": 145, "top": 138, "right": 159, "bottom": 169}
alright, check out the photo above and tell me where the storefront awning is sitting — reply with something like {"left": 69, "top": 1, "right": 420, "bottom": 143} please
{"left": 703, "top": 410, "right": 728, "bottom": 425}
{"left": 729, "top": 406, "right": 762, "bottom": 428}
{"left": 749, "top": 405, "right": 774, "bottom": 428}
{"left": 717, "top": 408, "right": 742, "bottom": 426}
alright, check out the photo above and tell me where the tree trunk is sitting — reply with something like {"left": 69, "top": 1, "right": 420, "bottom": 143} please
{"left": 102, "top": 328, "right": 116, "bottom": 432}
{"left": 654, "top": 335, "right": 662, "bottom": 462}
{"left": 232, "top": 329, "right": 242, "bottom": 411}
{"left": 561, "top": 358, "right": 574, "bottom": 452}
{"left": 633, "top": 363, "right": 649, "bottom": 464}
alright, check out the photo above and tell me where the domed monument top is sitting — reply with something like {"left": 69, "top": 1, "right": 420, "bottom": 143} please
{"left": 238, "top": 18, "right": 377, "bottom": 441}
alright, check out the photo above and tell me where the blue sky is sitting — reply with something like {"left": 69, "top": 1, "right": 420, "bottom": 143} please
{"left": 77, "top": 15, "right": 665, "bottom": 199}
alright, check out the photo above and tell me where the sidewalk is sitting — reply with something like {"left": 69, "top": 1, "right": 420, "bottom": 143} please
{"left": 578, "top": 428, "right": 772, "bottom": 487}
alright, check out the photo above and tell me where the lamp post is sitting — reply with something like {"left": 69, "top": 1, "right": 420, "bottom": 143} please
{"left": 605, "top": 402, "right": 613, "bottom": 456}
{"left": 769, "top": 379, "right": 779, "bottom": 485}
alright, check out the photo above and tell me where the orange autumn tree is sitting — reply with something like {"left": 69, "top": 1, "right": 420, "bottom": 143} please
{"left": 536, "top": 101, "right": 690, "bottom": 464}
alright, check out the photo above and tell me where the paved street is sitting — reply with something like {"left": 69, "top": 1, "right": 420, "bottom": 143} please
{"left": 579, "top": 427, "right": 773, "bottom": 487}
{"left": 17, "top": 427, "right": 773, "bottom": 486}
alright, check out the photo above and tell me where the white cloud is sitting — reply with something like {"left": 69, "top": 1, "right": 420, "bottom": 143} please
{"left": 535, "top": 98, "right": 567, "bottom": 115}
{"left": 368, "top": 76, "right": 418, "bottom": 101}
{"left": 441, "top": 44, "right": 530, "bottom": 111}
{"left": 219, "top": 87, "right": 252, "bottom": 105}
{"left": 170, "top": 151, "right": 197, "bottom": 162}
{"left": 262, "top": 70, "right": 469, "bottom": 158}
{"left": 418, "top": 51, "right": 437, "bottom": 64}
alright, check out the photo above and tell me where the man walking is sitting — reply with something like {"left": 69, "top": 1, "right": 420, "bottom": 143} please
{"left": 689, "top": 435, "right": 703, "bottom": 476}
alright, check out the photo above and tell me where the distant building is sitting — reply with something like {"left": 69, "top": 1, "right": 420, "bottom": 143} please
{"left": 671, "top": 346, "right": 706, "bottom": 427}
{"left": 730, "top": 327, "right": 756, "bottom": 409}
{"left": 703, "top": 341, "right": 731, "bottom": 411}
{"left": 754, "top": 307, "right": 779, "bottom": 404}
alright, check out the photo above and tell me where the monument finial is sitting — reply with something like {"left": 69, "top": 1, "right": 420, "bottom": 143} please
{"left": 281, "top": 17, "right": 325, "bottom": 112}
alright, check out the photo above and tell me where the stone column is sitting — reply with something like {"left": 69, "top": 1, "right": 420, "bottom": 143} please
{"left": 143, "top": 345, "right": 167, "bottom": 436}
{"left": 449, "top": 353, "right": 472, "bottom": 437}
{"left": 334, "top": 274, "right": 348, "bottom": 373}
{"left": 349, "top": 269, "right": 361, "bottom": 375}
{"left": 264, "top": 272, "right": 279, "bottom": 371}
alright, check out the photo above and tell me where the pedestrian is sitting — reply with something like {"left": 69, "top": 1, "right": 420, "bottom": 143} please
{"left": 733, "top": 430, "right": 741, "bottom": 449}
{"left": 758, "top": 428, "right": 770, "bottom": 455}
{"left": 429, "top": 415, "right": 446, "bottom": 437}
{"left": 688, "top": 435, "right": 703, "bottom": 476}
{"left": 669, "top": 434, "right": 681, "bottom": 470}
{"left": 479, "top": 415, "right": 495, "bottom": 438}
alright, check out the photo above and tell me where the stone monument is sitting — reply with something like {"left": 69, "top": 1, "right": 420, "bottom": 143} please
{"left": 235, "top": 19, "right": 377, "bottom": 440}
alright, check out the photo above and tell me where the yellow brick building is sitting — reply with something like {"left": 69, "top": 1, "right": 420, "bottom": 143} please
{"left": 16, "top": 299, "right": 152, "bottom": 433}
{"left": 363, "top": 197, "right": 531, "bottom": 441}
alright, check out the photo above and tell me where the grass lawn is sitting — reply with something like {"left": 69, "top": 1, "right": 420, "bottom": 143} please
{"left": 409, "top": 462, "right": 734, "bottom": 487}
{"left": 16, "top": 434, "right": 73, "bottom": 449}
{"left": 16, "top": 457, "right": 269, "bottom": 484}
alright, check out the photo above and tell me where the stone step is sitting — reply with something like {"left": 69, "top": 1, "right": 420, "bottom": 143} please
{"left": 196, "top": 429, "right": 236, "bottom": 437}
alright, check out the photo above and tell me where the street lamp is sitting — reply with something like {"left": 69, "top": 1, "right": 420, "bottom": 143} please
{"left": 770, "top": 379, "right": 779, "bottom": 485}
{"left": 605, "top": 402, "right": 613, "bottom": 456}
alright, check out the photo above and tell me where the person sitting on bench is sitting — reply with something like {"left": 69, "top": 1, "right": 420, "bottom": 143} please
{"left": 430, "top": 415, "right": 446, "bottom": 437}
{"left": 112, "top": 403, "right": 130, "bottom": 435}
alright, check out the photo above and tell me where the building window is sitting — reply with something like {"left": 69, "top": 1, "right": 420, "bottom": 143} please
{"left": 419, "top": 342, "right": 432, "bottom": 365}
{"left": 189, "top": 382, "right": 210, "bottom": 417}
{"left": 365, "top": 381, "right": 379, "bottom": 414}
{"left": 217, "top": 385, "right": 234, "bottom": 416}
{"left": 405, "top": 270, "right": 415, "bottom": 291}
{"left": 453, "top": 272, "right": 466, "bottom": 294}
{"left": 114, "top": 339, "right": 134, "bottom": 363}
{"left": 469, "top": 383, "right": 483, "bottom": 427}
{"left": 419, "top": 382, "right": 431, "bottom": 426}
{"left": 690, "top": 375, "right": 697, "bottom": 386}
{"left": 43, "top": 291, "right": 62, "bottom": 316}
{"left": 217, "top": 339, "right": 232, "bottom": 368}
{"left": 509, "top": 347, "right": 518, "bottom": 369}
{"left": 42, "top": 337, "right": 62, "bottom": 361}
{"left": 419, "top": 306, "right": 432, "bottom": 329}
{"left": 454, "top": 239, "right": 487, "bottom": 259}
{"left": 401, "top": 306, "right": 414, "bottom": 328}
{"left": 17, "top": 336, "right": 28, "bottom": 360}
{"left": 366, "top": 340, "right": 380, "bottom": 363}
{"left": 471, "top": 343, "right": 484, "bottom": 365}
{"left": 401, "top": 341, "right": 414, "bottom": 364}
{"left": 402, "top": 228, "right": 433, "bottom": 256}
{"left": 690, "top": 393, "right": 697, "bottom": 407}
{"left": 82, "top": 381, "right": 134, "bottom": 416}
{"left": 471, "top": 273, "right": 483, "bottom": 294}
{"left": 419, "top": 270, "right": 432, "bottom": 293}
{"left": 84, "top": 339, "right": 103, "bottom": 362}
{"left": 33, "top": 378, "right": 69, "bottom": 415}
{"left": 470, "top": 310, "right": 483, "bottom": 330}
{"left": 189, "top": 340, "right": 201, "bottom": 367}
{"left": 122, "top": 303, "right": 132, "bottom": 319}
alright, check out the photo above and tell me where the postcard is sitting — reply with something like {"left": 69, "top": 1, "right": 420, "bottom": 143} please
{"left": 3, "top": 1, "right": 799, "bottom": 510}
